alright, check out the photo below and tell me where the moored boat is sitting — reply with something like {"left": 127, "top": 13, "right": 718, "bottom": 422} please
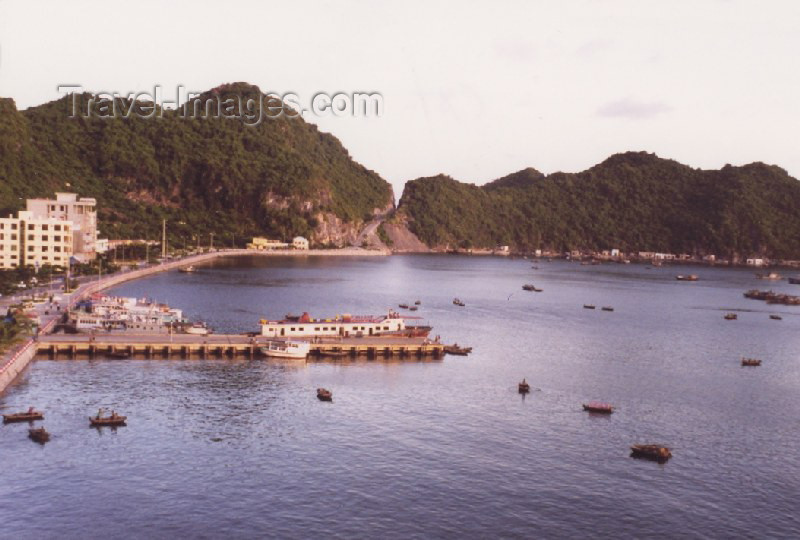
{"left": 583, "top": 304, "right": 596, "bottom": 310}
{"left": 741, "top": 357, "right": 762, "bottom": 367}
{"left": 178, "top": 265, "right": 196, "bottom": 273}
{"left": 789, "top": 277, "right": 800, "bottom": 285}
{"left": 756, "top": 272, "right": 781, "bottom": 280}
{"left": 630, "top": 444, "right": 671, "bottom": 462}
{"left": 414, "top": 300, "right": 422, "bottom": 305}
{"left": 28, "top": 427, "right": 50, "bottom": 444}
{"left": 317, "top": 388, "right": 333, "bottom": 401}
{"left": 770, "top": 314, "right": 782, "bottom": 320}
{"left": 675, "top": 274, "right": 699, "bottom": 281}
{"left": 444, "top": 344, "right": 472, "bottom": 356}
{"left": 3, "top": 408, "right": 44, "bottom": 423}
{"left": 184, "top": 322, "right": 211, "bottom": 336}
{"left": 261, "top": 340, "right": 310, "bottom": 359}
{"left": 583, "top": 402, "right": 614, "bottom": 414}
{"left": 522, "top": 284, "right": 536, "bottom": 291}
{"left": 601, "top": 306, "right": 614, "bottom": 312}
{"left": 398, "top": 303, "right": 410, "bottom": 309}
{"left": 518, "top": 379, "right": 530, "bottom": 394}
{"left": 724, "top": 313, "right": 737, "bottom": 320}
{"left": 409, "top": 306, "right": 418, "bottom": 311}
{"left": 453, "top": 298, "right": 465, "bottom": 307}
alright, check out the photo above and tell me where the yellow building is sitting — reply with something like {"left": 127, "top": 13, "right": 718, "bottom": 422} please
{"left": 247, "top": 237, "right": 289, "bottom": 250}
{"left": 0, "top": 211, "right": 73, "bottom": 269}
{"left": 26, "top": 192, "right": 98, "bottom": 260}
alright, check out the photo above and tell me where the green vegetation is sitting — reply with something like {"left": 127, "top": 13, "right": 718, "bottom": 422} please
{"left": 377, "top": 223, "right": 394, "bottom": 247}
{"left": 0, "top": 83, "right": 393, "bottom": 247}
{"left": 0, "top": 306, "right": 35, "bottom": 354}
{"left": 398, "top": 152, "right": 800, "bottom": 258}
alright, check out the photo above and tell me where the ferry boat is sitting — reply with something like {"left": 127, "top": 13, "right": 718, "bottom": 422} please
{"left": 260, "top": 311, "right": 431, "bottom": 339}
{"left": 68, "top": 294, "right": 185, "bottom": 333}
{"left": 261, "top": 340, "right": 311, "bottom": 359}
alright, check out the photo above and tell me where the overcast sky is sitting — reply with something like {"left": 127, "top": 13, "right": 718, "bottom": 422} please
{"left": 1, "top": 0, "right": 798, "bottom": 197}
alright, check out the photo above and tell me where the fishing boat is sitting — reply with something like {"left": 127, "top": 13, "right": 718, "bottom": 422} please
{"left": 770, "top": 315, "right": 783, "bottom": 321}
{"left": 261, "top": 340, "right": 311, "bottom": 359}
{"left": 3, "top": 408, "right": 44, "bottom": 423}
{"left": 630, "top": 444, "right": 671, "bottom": 462}
{"left": 90, "top": 411, "right": 127, "bottom": 427}
{"left": 522, "top": 284, "right": 536, "bottom": 291}
{"left": 601, "top": 306, "right": 614, "bottom": 312}
{"left": 724, "top": 313, "right": 738, "bottom": 320}
{"left": 453, "top": 298, "right": 465, "bottom": 307}
{"left": 398, "top": 303, "right": 410, "bottom": 309}
{"left": 178, "top": 265, "right": 196, "bottom": 273}
{"left": 756, "top": 272, "right": 781, "bottom": 280}
{"left": 409, "top": 306, "right": 418, "bottom": 311}
{"left": 789, "top": 277, "right": 800, "bottom": 285}
{"left": 583, "top": 304, "right": 596, "bottom": 310}
{"left": 414, "top": 300, "right": 422, "bottom": 305}
{"left": 675, "top": 274, "right": 699, "bottom": 281}
{"left": 317, "top": 388, "right": 333, "bottom": 401}
{"left": 583, "top": 402, "right": 614, "bottom": 414}
{"left": 741, "top": 357, "right": 762, "bottom": 367}
{"left": 28, "top": 427, "right": 50, "bottom": 444}
{"left": 184, "top": 322, "right": 211, "bottom": 336}
{"left": 444, "top": 344, "right": 472, "bottom": 356}
{"left": 518, "top": 379, "right": 530, "bottom": 394}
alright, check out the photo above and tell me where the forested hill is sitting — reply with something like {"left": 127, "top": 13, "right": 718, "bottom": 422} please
{"left": 397, "top": 152, "right": 800, "bottom": 259}
{"left": 0, "top": 83, "right": 393, "bottom": 246}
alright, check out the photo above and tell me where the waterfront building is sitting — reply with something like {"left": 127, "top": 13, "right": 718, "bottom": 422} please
{"left": 292, "top": 236, "right": 309, "bottom": 250}
{"left": 746, "top": 258, "right": 765, "bottom": 266}
{"left": 0, "top": 211, "right": 73, "bottom": 269}
{"left": 260, "top": 311, "right": 430, "bottom": 338}
{"left": 26, "top": 192, "right": 98, "bottom": 261}
{"left": 247, "top": 237, "right": 289, "bottom": 250}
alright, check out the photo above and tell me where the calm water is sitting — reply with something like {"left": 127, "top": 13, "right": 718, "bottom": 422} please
{"left": 2, "top": 255, "right": 799, "bottom": 538}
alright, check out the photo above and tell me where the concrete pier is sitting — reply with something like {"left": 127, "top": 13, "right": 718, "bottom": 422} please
{"left": 35, "top": 334, "right": 445, "bottom": 360}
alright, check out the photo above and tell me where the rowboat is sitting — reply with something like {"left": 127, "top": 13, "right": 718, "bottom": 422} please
{"left": 583, "top": 304, "right": 596, "bottom": 310}
{"left": 583, "top": 402, "right": 614, "bottom": 414}
{"left": 453, "top": 298, "right": 465, "bottom": 306}
{"left": 90, "top": 412, "right": 127, "bottom": 427}
{"left": 724, "top": 313, "right": 737, "bottom": 320}
{"left": 630, "top": 444, "right": 671, "bottom": 462}
{"left": 3, "top": 409, "right": 44, "bottom": 423}
{"left": 28, "top": 427, "right": 50, "bottom": 444}
{"left": 770, "top": 315, "right": 782, "bottom": 320}
{"left": 601, "top": 306, "right": 614, "bottom": 312}
{"left": 518, "top": 379, "right": 530, "bottom": 394}
{"left": 317, "top": 388, "right": 333, "bottom": 401}
{"left": 444, "top": 344, "right": 472, "bottom": 356}
{"left": 741, "top": 357, "right": 762, "bottom": 367}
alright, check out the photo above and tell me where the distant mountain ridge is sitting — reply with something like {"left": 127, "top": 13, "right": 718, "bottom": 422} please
{"left": 0, "top": 83, "right": 394, "bottom": 246}
{"left": 396, "top": 152, "right": 800, "bottom": 259}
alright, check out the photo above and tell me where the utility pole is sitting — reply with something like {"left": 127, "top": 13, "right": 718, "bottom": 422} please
{"left": 161, "top": 219, "right": 167, "bottom": 259}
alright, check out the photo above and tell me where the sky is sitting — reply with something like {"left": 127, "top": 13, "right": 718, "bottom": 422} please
{"left": 1, "top": 0, "right": 798, "bottom": 198}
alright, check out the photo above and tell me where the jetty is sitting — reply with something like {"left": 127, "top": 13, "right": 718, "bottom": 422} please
{"left": 36, "top": 334, "right": 445, "bottom": 360}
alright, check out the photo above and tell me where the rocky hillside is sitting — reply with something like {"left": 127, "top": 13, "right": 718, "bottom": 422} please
{"left": 396, "top": 152, "right": 800, "bottom": 259}
{"left": 0, "top": 83, "right": 393, "bottom": 247}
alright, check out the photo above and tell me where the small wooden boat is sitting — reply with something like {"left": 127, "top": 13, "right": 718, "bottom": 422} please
{"left": 770, "top": 315, "right": 782, "bottom": 320}
{"left": 789, "top": 277, "right": 800, "bottom": 285}
{"left": 453, "top": 298, "right": 465, "bottom": 307}
{"left": 630, "top": 444, "right": 671, "bottom": 462}
{"left": 414, "top": 300, "right": 422, "bottom": 305}
{"left": 409, "top": 306, "right": 418, "bottom": 311}
{"left": 518, "top": 379, "right": 530, "bottom": 394}
{"left": 522, "top": 284, "right": 536, "bottom": 291}
{"left": 262, "top": 340, "right": 310, "bottom": 359}
{"left": 601, "top": 306, "right": 614, "bottom": 312}
{"left": 583, "top": 304, "right": 596, "bottom": 310}
{"left": 675, "top": 274, "right": 699, "bottom": 281}
{"left": 444, "top": 344, "right": 472, "bottom": 356}
{"left": 28, "top": 427, "right": 50, "bottom": 444}
{"left": 583, "top": 402, "right": 614, "bottom": 414}
{"left": 398, "top": 303, "right": 410, "bottom": 309}
{"left": 3, "top": 409, "right": 44, "bottom": 423}
{"left": 724, "top": 313, "right": 738, "bottom": 320}
{"left": 741, "top": 357, "right": 762, "bottom": 367}
{"left": 317, "top": 388, "right": 333, "bottom": 402}
{"left": 108, "top": 350, "right": 131, "bottom": 360}
{"left": 178, "top": 265, "right": 196, "bottom": 273}
{"left": 90, "top": 412, "right": 127, "bottom": 427}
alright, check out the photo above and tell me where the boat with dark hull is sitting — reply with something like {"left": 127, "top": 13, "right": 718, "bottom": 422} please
{"left": 444, "top": 344, "right": 472, "bottom": 356}
{"left": 630, "top": 444, "right": 672, "bottom": 462}
{"left": 583, "top": 402, "right": 614, "bottom": 414}
{"left": 90, "top": 412, "right": 127, "bottom": 427}
{"left": 317, "top": 388, "right": 333, "bottom": 402}
{"left": 28, "top": 427, "right": 50, "bottom": 444}
{"left": 518, "top": 379, "right": 530, "bottom": 394}
{"left": 741, "top": 357, "right": 762, "bottom": 367}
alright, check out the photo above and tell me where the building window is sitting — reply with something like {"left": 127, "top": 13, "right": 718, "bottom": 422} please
{"left": 11, "top": 234, "right": 17, "bottom": 241}
{"left": 42, "top": 225, "right": 49, "bottom": 231}
{"left": 54, "top": 225, "right": 61, "bottom": 231}
{"left": 42, "top": 235, "right": 48, "bottom": 241}
{"left": 28, "top": 246, "right": 34, "bottom": 252}
{"left": 42, "top": 246, "right": 48, "bottom": 252}
{"left": 28, "top": 235, "right": 34, "bottom": 241}
{"left": 54, "top": 246, "right": 61, "bottom": 252}
{"left": 28, "top": 224, "right": 35, "bottom": 230}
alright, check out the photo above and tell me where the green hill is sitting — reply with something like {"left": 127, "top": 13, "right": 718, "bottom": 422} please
{"left": 397, "top": 152, "right": 800, "bottom": 259}
{"left": 0, "top": 83, "right": 393, "bottom": 247}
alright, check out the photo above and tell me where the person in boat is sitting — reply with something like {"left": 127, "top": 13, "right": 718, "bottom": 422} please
{"left": 28, "top": 406, "right": 35, "bottom": 414}
{"left": 96, "top": 408, "right": 104, "bottom": 419}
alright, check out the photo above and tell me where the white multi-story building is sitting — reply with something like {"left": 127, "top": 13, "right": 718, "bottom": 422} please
{"left": 0, "top": 211, "right": 73, "bottom": 269}
{"left": 26, "top": 192, "right": 98, "bottom": 260}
